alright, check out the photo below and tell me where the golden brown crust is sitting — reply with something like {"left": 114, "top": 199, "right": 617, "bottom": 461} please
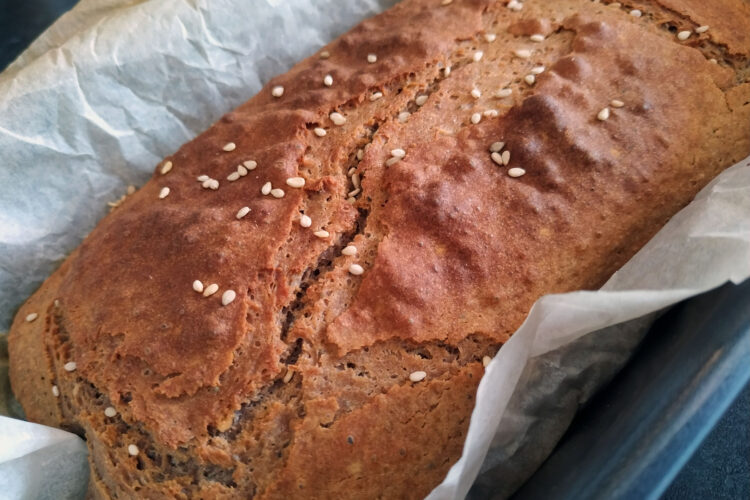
{"left": 8, "top": 0, "right": 750, "bottom": 498}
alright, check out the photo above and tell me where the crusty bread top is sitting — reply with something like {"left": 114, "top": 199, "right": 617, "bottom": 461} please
{"left": 8, "top": 0, "right": 750, "bottom": 497}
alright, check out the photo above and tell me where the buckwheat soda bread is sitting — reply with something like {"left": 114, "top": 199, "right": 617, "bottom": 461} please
{"left": 8, "top": 0, "right": 750, "bottom": 497}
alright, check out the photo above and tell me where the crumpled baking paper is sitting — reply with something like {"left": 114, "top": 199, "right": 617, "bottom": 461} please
{"left": 0, "top": 1, "right": 748, "bottom": 499}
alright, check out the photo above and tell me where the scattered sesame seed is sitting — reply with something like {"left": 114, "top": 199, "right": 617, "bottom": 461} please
{"left": 286, "top": 177, "right": 305, "bottom": 188}
{"left": 496, "top": 88, "right": 513, "bottom": 98}
{"left": 484, "top": 109, "right": 499, "bottom": 118}
{"left": 385, "top": 156, "right": 401, "bottom": 166}
{"left": 484, "top": 33, "right": 497, "bottom": 42}
{"left": 208, "top": 179, "right": 219, "bottom": 190}
{"left": 158, "top": 187, "right": 170, "bottom": 199}
{"left": 52, "top": 385, "right": 60, "bottom": 397}
{"left": 314, "top": 230, "right": 330, "bottom": 239}
{"left": 398, "top": 111, "right": 411, "bottom": 123}
{"left": 471, "top": 88, "right": 482, "bottom": 99}
{"left": 64, "top": 361, "right": 77, "bottom": 372}
{"left": 370, "top": 91, "right": 384, "bottom": 101}
{"left": 271, "top": 85, "right": 284, "bottom": 97}
{"left": 514, "top": 49, "right": 532, "bottom": 59}
{"left": 473, "top": 51, "right": 484, "bottom": 62}
{"left": 524, "top": 74, "right": 536, "bottom": 85}
{"left": 695, "top": 25, "right": 709, "bottom": 34}
{"left": 320, "top": 50, "right": 330, "bottom": 59}
{"left": 530, "top": 65, "right": 545, "bottom": 75}
{"left": 367, "top": 53, "right": 377, "bottom": 64}
{"left": 441, "top": 0, "right": 453, "bottom": 5}
{"left": 501, "top": 150, "right": 511, "bottom": 165}
{"left": 629, "top": 9, "right": 642, "bottom": 17}
{"left": 348, "top": 188, "right": 361, "bottom": 197}
{"left": 597, "top": 107, "right": 611, "bottom": 121}
{"left": 227, "top": 172, "right": 240, "bottom": 181}
{"left": 193, "top": 280, "right": 204, "bottom": 293}
{"left": 221, "top": 290, "right": 236, "bottom": 306}
{"left": 127, "top": 185, "right": 136, "bottom": 195}
{"left": 342, "top": 245, "right": 357, "bottom": 256}
{"left": 128, "top": 444, "right": 139, "bottom": 456}
{"left": 261, "top": 182, "right": 272, "bottom": 195}
{"left": 270, "top": 188, "right": 285, "bottom": 198}
{"left": 348, "top": 167, "right": 356, "bottom": 177}
{"left": 300, "top": 215, "right": 312, "bottom": 228}
{"left": 236, "top": 206, "right": 251, "bottom": 219}
{"left": 243, "top": 160, "right": 257, "bottom": 170}
{"left": 201, "top": 179, "right": 213, "bottom": 189}
{"left": 391, "top": 148, "right": 406, "bottom": 158}
{"left": 160, "top": 161, "right": 173, "bottom": 175}
{"left": 222, "top": 142, "right": 236, "bottom": 152}
{"left": 471, "top": 112, "right": 482, "bottom": 124}
{"left": 352, "top": 173, "right": 361, "bottom": 188}
{"left": 490, "top": 142, "right": 505, "bottom": 153}
{"left": 104, "top": 406, "right": 117, "bottom": 418}
{"left": 482, "top": 355, "right": 492, "bottom": 368}
{"left": 203, "top": 284, "right": 219, "bottom": 297}
{"left": 508, "top": 167, "right": 526, "bottom": 177}
{"left": 323, "top": 74, "right": 333, "bottom": 87}
{"left": 709, "top": 58, "right": 718, "bottom": 64}
{"left": 197, "top": 175, "right": 209, "bottom": 182}
{"left": 283, "top": 369, "right": 294, "bottom": 383}
{"left": 530, "top": 34, "right": 545, "bottom": 42}
{"left": 610, "top": 99, "right": 625, "bottom": 108}
{"left": 677, "top": 30, "right": 691, "bottom": 41}
{"left": 491, "top": 152, "right": 504, "bottom": 166}
{"left": 349, "top": 263, "right": 364, "bottom": 275}
{"left": 346, "top": 197, "right": 356, "bottom": 204}
{"left": 409, "top": 371, "right": 427, "bottom": 382}
{"left": 356, "top": 149, "right": 364, "bottom": 161}
{"left": 25, "top": 312, "right": 38, "bottom": 322}
{"left": 330, "top": 112, "right": 346, "bottom": 126}
{"left": 415, "top": 95, "right": 428, "bottom": 106}
{"left": 443, "top": 66, "right": 451, "bottom": 76}
{"left": 507, "top": 0, "right": 523, "bottom": 11}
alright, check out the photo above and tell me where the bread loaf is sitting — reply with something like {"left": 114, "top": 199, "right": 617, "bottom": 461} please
{"left": 9, "top": 0, "right": 750, "bottom": 498}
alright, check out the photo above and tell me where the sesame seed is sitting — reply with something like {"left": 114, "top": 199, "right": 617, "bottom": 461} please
{"left": 64, "top": 361, "right": 77, "bottom": 372}
{"left": 193, "top": 280, "right": 204, "bottom": 293}
{"left": 385, "top": 156, "right": 401, "bottom": 166}
{"left": 490, "top": 142, "right": 505, "bottom": 153}
{"left": 409, "top": 371, "right": 427, "bottom": 382}
{"left": 485, "top": 33, "right": 497, "bottom": 42}
{"left": 709, "top": 58, "right": 718, "bottom": 64}
{"left": 197, "top": 175, "right": 209, "bottom": 182}
{"left": 443, "top": 66, "right": 451, "bottom": 76}
{"left": 415, "top": 95, "right": 428, "bottom": 106}
{"left": 370, "top": 92, "right": 383, "bottom": 101}
{"left": 610, "top": 99, "right": 625, "bottom": 108}
{"left": 270, "top": 188, "right": 285, "bottom": 198}
{"left": 25, "top": 312, "right": 38, "bottom": 322}
{"left": 597, "top": 107, "right": 610, "bottom": 121}
{"left": 313, "top": 127, "right": 327, "bottom": 137}
{"left": 222, "top": 142, "right": 236, "bottom": 152}
{"left": 202, "top": 179, "right": 212, "bottom": 189}
{"left": 471, "top": 112, "right": 482, "bottom": 124}
{"left": 471, "top": 88, "right": 482, "bottom": 99}
{"left": 482, "top": 355, "right": 492, "bottom": 368}
{"left": 491, "top": 152, "right": 504, "bottom": 166}
{"left": 514, "top": 49, "right": 532, "bottom": 59}
{"left": 104, "top": 406, "right": 117, "bottom": 417}
{"left": 283, "top": 369, "right": 294, "bottom": 383}
{"left": 524, "top": 74, "right": 536, "bottom": 85}
{"left": 496, "top": 88, "right": 513, "bottom": 98}
{"left": 629, "top": 9, "right": 642, "bottom": 17}
{"left": 695, "top": 25, "right": 709, "bottom": 34}
{"left": 349, "top": 263, "right": 364, "bottom": 275}
{"left": 367, "top": 53, "right": 377, "bottom": 63}
{"left": 391, "top": 148, "right": 406, "bottom": 158}
{"left": 484, "top": 109, "right": 499, "bottom": 117}
{"left": 320, "top": 50, "right": 330, "bottom": 59}
{"left": 348, "top": 167, "right": 356, "bottom": 177}
{"left": 530, "top": 65, "right": 545, "bottom": 75}
{"left": 314, "top": 230, "right": 330, "bottom": 239}
{"left": 158, "top": 187, "right": 170, "bottom": 199}
{"left": 348, "top": 188, "right": 361, "bottom": 197}
{"left": 346, "top": 197, "right": 356, "bottom": 204}
{"left": 507, "top": 0, "right": 523, "bottom": 11}
{"left": 398, "top": 111, "right": 411, "bottom": 123}
{"left": 243, "top": 160, "right": 257, "bottom": 170}
{"left": 501, "top": 150, "right": 511, "bottom": 165}
{"left": 236, "top": 206, "right": 251, "bottom": 219}
{"left": 323, "top": 74, "right": 333, "bottom": 87}
{"left": 300, "top": 215, "right": 312, "bottom": 228}
{"left": 221, "top": 290, "right": 236, "bottom": 306}
{"left": 227, "top": 172, "right": 240, "bottom": 181}
{"left": 52, "top": 385, "right": 60, "bottom": 397}
{"left": 261, "top": 182, "right": 272, "bottom": 195}
{"left": 127, "top": 185, "right": 136, "bottom": 195}
{"left": 508, "top": 167, "right": 526, "bottom": 177}
{"left": 356, "top": 149, "right": 364, "bottom": 160}
{"left": 286, "top": 177, "right": 305, "bottom": 188}
{"left": 203, "top": 283, "right": 219, "bottom": 297}
{"left": 352, "top": 173, "right": 361, "bottom": 188}
{"left": 271, "top": 85, "right": 284, "bottom": 97}
{"left": 208, "top": 179, "right": 219, "bottom": 190}
{"left": 530, "top": 34, "right": 545, "bottom": 42}
{"left": 128, "top": 444, "right": 139, "bottom": 456}
{"left": 441, "top": 0, "right": 453, "bottom": 5}
{"left": 160, "top": 161, "right": 173, "bottom": 175}
{"left": 610, "top": 2, "right": 622, "bottom": 7}
{"left": 473, "top": 51, "right": 484, "bottom": 62}
{"left": 342, "top": 245, "right": 357, "bottom": 256}
{"left": 677, "top": 30, "right": 691, "bottom": 41}
{"left": 330, "top": 112, "right": 346, "bottom": 126}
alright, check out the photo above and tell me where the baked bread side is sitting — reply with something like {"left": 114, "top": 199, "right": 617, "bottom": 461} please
{"left": 9, "top": 0, "right": 750, "bottom": 498}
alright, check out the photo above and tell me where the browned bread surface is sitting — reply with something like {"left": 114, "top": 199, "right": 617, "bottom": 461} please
{"left": 9, "top": 0, "right": 750, "bottom": 498}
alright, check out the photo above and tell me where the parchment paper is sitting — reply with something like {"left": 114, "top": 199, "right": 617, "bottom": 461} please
{"left": 1, "top": 1, "right": 748, "bottom": 499}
